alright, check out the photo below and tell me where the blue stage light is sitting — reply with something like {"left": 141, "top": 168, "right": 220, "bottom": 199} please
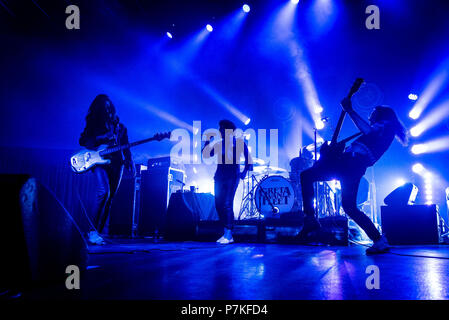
{"left": 408, "top": 93, "right": 418, "bottom": 101}
{"left": 409, "top": 100, "right": 449, "bottom": 135}
{"left": 291, "top": 0, "right": 299, "bottom": 4}
{"left": 410, "top": 126, "right": 423, "bottom": 137}
{"left": 243, "top": 4, "right": 250, "bottom": 13}
{"left": 411, "top": 136, "right": 449, "bottom": 155}
{"left": 409, "top": 109, "right": 420, "bottom": 120}
{"left": 411, "top": 144, "right": 427, "bottom": 154}
{"left": 166, "top": 32, "right": 173, "bottom": 39}
{"left": 412, "top": 163, "right": 424, "bottom": 174}
{"left": 244, "top": 118, "right": 251, "bottom": 125}
{"left": 395, "top": 179, "right": 406, "bottom": 187}
{"left": 206, "top": 24, "right": 213, "bottom": 32}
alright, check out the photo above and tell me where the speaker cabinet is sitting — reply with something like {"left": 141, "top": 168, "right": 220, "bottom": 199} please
{"left": 0, "top": 175, "right": 87, "bottom": 291}
{"left": 381, "top": 205, "right": 439, "bottom": 245}
{"left": 138, "top": 163, "right": 185, "bottom": 236}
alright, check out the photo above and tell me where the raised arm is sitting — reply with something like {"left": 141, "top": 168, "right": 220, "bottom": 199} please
{"left": 341, "top": 97, "right": 372, "bottom": 135}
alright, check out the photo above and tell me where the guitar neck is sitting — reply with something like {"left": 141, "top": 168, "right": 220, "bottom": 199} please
{"left": 330, "top": 111, "right": 346, "bottom": 145}
{"left": 99, "top": 137, "right": 157, "bottom": 156}
{"left": 330, "top": 78, "right": 364, "bottom": 145}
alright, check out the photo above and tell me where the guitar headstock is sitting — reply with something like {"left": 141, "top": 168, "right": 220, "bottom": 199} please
{"left": 347, "top": 78, "right": 364, "bottom": 98}
{"left": 153, "top": 131, "right": 171, "bottom": 141}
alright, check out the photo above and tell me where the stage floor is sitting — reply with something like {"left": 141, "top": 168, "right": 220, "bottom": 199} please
{"left": 24, "top": 240, "right": 449, "bottom": 300}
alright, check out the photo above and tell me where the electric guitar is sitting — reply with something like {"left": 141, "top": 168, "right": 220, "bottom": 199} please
{"left": 319, "top": 78, "right": 364, "bottom": 162}
{"left": 70, "top": 131, "right": 171, "bottom": 173}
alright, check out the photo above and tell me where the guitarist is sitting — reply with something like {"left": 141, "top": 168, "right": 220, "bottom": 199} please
{"left": 79, "top": 94, "right": 135, "bottom": 244}
{"left": 299, "top": 98, "right": 408, "bottom": 255}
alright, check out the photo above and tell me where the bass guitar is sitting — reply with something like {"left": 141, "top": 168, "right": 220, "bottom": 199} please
{"left": 319, "top": 78, "right": 364, "bottom": 162}
{"left": 70, "top": 131, "right": 171, "bottom": 173}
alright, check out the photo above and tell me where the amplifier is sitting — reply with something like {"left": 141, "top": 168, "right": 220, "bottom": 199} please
{"left": 137, "top": 157, "right": 185, "bottom": 236}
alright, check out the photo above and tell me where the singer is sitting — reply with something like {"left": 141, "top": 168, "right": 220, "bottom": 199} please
{"left": 203, "top": 120, "right": 252, "bottom": 244}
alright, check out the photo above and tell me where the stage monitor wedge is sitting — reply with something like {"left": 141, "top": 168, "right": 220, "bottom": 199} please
{"left": 384, "top": 183, "right": 418, "bottom": 206}
{"left": 0, "top": 174, "right": 88, "bottom": 291}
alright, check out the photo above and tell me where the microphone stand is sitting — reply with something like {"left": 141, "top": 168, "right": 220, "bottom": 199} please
{"left": 313, "top": 127, "right": 319, "bottom": 219}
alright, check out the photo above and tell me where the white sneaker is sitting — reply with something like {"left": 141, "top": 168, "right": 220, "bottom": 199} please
{"left": 366, "top": 235, "right": 390, "bottom": 255}
{"left": 88, "top": 231, "right": 105, "bottom": 245}
{"left": 216, "top": 236, "right": 234, "bottom": 245}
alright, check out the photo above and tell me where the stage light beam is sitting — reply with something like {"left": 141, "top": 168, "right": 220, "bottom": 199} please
{"left": 408, "top": 64, "right": 448, "bottom": 120}
{"left": 411, "top": 136, "right": 449, "bottom": 155}
{"left": 409, "top": 100, "right": 449, "bottom": 136}
{"left": 412, "top": 163, "right": 424, "bottom": 174}
{"left": 243, "top": 4, "right": 250, "bottom": 13}
{"left": 206, "top": 24, "right": 213, "bottom": 32}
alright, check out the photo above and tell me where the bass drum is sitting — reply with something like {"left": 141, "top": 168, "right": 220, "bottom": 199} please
{"left": 255, "top": 175, "right": 295, "bottom": 218}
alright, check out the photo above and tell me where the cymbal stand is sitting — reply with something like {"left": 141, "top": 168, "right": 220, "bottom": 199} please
{"left": 238, "top": 172, "right": 259, "bottom": 220}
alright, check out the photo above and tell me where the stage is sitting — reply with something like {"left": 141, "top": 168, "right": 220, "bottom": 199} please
{"left": 21, "top": 240, "right": 449, "bottom": 300}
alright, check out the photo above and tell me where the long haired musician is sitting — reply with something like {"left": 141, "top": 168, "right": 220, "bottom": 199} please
{"left": 79, "top": 94, "right": 135, "bottom": 244}
{"left": 299, "top": 99, "right": 408, "bottom": 254}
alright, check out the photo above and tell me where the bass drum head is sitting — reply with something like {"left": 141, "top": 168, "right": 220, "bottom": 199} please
{"left": 255, "top": 175, "right": 295, "bottom": 218}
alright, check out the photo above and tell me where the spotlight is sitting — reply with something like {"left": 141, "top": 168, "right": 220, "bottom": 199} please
{"left": 314, "top": 106, "right": 323, "bottom": 114}
{"left": 395, "top": 179, "right": 406, "bottom": 187}
{"left": 412, "top": 163, "right": 424, "bottom": 174}
{"left": 243, "top": 4, "right": 250, "bottom": 13}
{"left": 166, "top": 32, "right": 173, "bottom": 39}
{"left": 410, "top": 126, "right": 423, "bottom": 137}
{"left": 206, "top": 24, "right": 213, "bottom": 32}
{"left": 244, "top": 118, "right": 251, "bottom": 125}
{"left": 315, "top": 120, "right": 325, "bottom": 130}
{"left": 411, "top": 144, "right": 428, "bottom": 155}
{"left": 408, "top": 93, "right": 418, "bottom": 101}
{"left": 409, "top": 109, "right": 420, "bottom": 120}
{"left": 291, "top": 0, "right": 299, "bottom": 4}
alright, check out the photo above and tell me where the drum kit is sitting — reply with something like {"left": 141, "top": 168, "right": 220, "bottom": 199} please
{"left": 237, "top": 142, "right": 343, "bottom": 220}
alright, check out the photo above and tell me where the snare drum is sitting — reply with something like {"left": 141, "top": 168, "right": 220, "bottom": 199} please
{"left": 254, "top": 175, "right": 295, "bottom": 218}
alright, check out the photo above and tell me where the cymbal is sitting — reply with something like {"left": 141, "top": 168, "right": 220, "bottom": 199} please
{"left": 252, "top": 166, "right": 288, "bottom": 175}
{"left": 239, "top": 157, "right": 266, "bottom": 166}
{"left": 305, "top": 141, "right": 326, "bottom": 152}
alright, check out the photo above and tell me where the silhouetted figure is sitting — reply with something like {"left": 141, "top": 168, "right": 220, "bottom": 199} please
{"left": 300, "top": 98, "right": 408, "bottom": 254}
{"left": 204, "top": 120, "right": 252, "bottom": 244}
{"left": 79, "top": 94, "right": 135, "bottom": 244}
